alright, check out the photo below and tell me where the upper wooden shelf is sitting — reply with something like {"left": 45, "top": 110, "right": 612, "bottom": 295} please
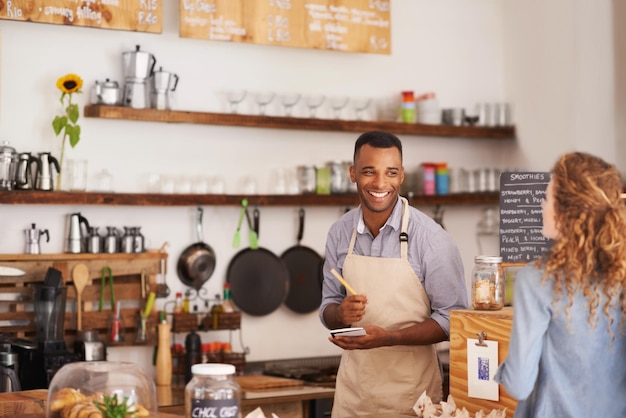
{"left": 84, "top": 105, "right": 516, "bottom": 139}
{"left": 0, "top": 191, "right": 499, "bottom": 207}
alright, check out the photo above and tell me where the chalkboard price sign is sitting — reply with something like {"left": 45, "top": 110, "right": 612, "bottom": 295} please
{"left": 499, "top": 172, "right": 552, "bottom": 263}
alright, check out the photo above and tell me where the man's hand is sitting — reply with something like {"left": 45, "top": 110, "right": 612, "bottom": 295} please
{"left": 340, "top": 294, "right": 367, "bottom": 325}
{"left": 329, "top": 325, "right": 387, "bottom": 350}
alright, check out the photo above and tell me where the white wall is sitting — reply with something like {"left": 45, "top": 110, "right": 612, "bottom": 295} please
{"left": 0, "top": 0, "right": 621, "bottom": 378}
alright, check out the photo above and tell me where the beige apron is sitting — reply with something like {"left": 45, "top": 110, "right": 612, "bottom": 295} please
{"left": 332, "top": 197, "right": 442, "bottom": 417}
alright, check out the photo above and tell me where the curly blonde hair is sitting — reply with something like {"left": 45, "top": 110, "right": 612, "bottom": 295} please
{"left": 539, "top": 152, "right": 626, "bottom": 335}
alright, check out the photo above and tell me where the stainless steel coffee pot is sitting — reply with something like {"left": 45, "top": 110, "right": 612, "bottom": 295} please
{"left": 65, "top": 212, "right": 90, "bottom": 254}
{"left": 0, "top": 141, "right": 18, "bottom": 191}
{"left": 15, "top": 153, "right": 38, "bottom": 190}
{"left": 25, "top": 223, "right": 49, "bottom": 255}
{"left": 104, "top": 226, "right": 120, "bottom": 254}
{"left": 87, "top": 226, "right": 102, "bottom": 254}
{"left": 122, "top": 45, "right": 156, "bottom": 80}
{"left": 35, "top": 152, "right": 60, "bottom": 191}
{"left": 121, "top": 227, "right": 135, "bottom": 254}
{"left": 91, "top": 79, "right": 122, "bottom": 105}
{"left": 133, "top": 227, "right": 145, "bottom": 253}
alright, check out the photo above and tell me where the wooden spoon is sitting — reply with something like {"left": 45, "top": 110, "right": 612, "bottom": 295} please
{"left": 72, "top": 263, "right": 90, "bottom": 331}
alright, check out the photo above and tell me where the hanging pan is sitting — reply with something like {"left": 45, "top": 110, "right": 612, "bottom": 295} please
{"left": 227, "top": 207, "right": 289, "bottom": 316}
{"left": 280, "top": 208, "right": 324, "bottom": 314}
{"left": 177, "top": 207, "right": 216, "bottom": 291}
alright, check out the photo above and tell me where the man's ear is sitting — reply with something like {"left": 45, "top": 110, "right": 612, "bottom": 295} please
{"left": 349, "top": 164, "right": 356, "bottom": 183}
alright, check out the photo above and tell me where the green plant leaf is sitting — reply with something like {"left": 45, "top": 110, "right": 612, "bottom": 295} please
{"left": 59, "top": 92, "right": 66, "bottom": 105}
{"left": 66, "top": 124, "right": 81, "bottom": 148}
{"left": 67, "top": 103, "right": 80, "bottom": 124}
{"left": 52, "top": 116, "right": 67, "bottom": 136}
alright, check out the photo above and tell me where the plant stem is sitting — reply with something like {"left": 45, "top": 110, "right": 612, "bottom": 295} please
{"left": 56, "top": 94, "right": 72, "bottom": 191}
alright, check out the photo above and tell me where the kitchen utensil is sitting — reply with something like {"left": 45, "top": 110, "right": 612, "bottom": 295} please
{"left": 245, "top": 206, "right": 259, "bottom": 249}
{"left": 0, "top": 141, "right": 17, "bottom": 191}
{"left": 280, "top": 208, "right": 324, "bottom": 314}
{"left": 330, "top": 268, "right": 357, "bottom": 295}
{"left": 232, "top": 199, "right": 248, "bottom": 248}
{"left": 86, "top": 226, "right": 102, "bottom": 254}
{"left": 34, "top": 152, "right": 60, "bottom": 191}
{"left": 24, "top": 223, "right": 49, "bottom": 255}
{"left": 104, "top": 226, "right": 120, "bottom": 253}
{"left": 15, "top": 152, "right": 38, "bottom": 190}
{"left": 91, "top": 79, "right": 122, "bottom": 105}
{"left": 121, "top": 226, "right": 135, "bottom": 253}
{"left": 124, "top": 80, "right": 150, "bottom": 109}
{"left": 98, "top": 266, "right": 115, "bottom": 312}
{"left": 122, "top": 44, "right": 156, "bottom": 80}
{"left": 155, "top": 251, "right": 170, "bottom": 298}
{"left": 64, "top": 212, "right": 90, "bottom": 253}
{"left": 134, "top": 226, "right": 145, "bottom": 253}
{"left": 227, "top": 208, "right": 289, "bottom": 316}
{"left": 0, "top": 266, "right": 25, "bottom": 276}
{"left": 176, "top": 207, "right": 216, "bottom": 290}
{"left": 0, "top": 343, "right": 21, "bottom": 392}
{"left": 72, "top": 263, "right": 90, "bottom": 331}
{"left": 74, "top": 330, "right": 106, "bottom": 361}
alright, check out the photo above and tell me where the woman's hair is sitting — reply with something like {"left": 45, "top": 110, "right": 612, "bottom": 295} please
{"left": 540, "top": 152, "right": 626, "bottom": 334}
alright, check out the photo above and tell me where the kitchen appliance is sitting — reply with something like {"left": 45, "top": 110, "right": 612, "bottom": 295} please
{"left": 73, "top": 330, "right": 106, "bottom": 361}
{"left": 18, "top": 268, "right": 78, "bottom": 389}
{"left": 151, "top": 67, "right": 179, "bottom": 110}
{"left": 35, "top": 152, "right": 60, "bottom": 191}
{"left": 25, "top": 223, "right": 50, "bottom": 255}
{"left": 0, "top": 141, "right": 18, "bottom": 191}
{"left": 64, "top": 212, "right": 90, "bottom": 253}
{"left": 91, "top": 79, "right": 122, "bottom": 105}
{"left": 122, "top": 45, "right": 156, "bottom": 109}
{"left": 15, "top": 152, "right": 38, "bottom": 190}
{"left": 0, "top": 343, "right": 21, "bottom": 392}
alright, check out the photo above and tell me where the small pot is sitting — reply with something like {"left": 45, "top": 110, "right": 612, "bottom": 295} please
{"left": 91, "top": 79, "right": 122, "bottom": 106}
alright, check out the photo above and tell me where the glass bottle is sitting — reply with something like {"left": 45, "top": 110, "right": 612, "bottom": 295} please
{"left": 471, "top": 255, "right": 505, "bottom": 310}
{"left": 174, "top": 292, "right": 184, "bottom": 314}
{"left": 185, "top": 363, "right": 241, "bottom": 418}
{"left": 222, "top": 284, "right": 235, "bottom": 313}
{"left": 210, "top": 295, "right": 223, "bottom": 329}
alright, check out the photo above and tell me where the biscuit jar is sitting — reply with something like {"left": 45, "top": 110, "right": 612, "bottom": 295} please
{"left": 46, "top": 361, "right": 157, "bottom": 418}
{"left": 471, "top": 255, "right": 505, "bottom": 310}
{"left": 185, "top": 363, "right": 241, "bottom": 418}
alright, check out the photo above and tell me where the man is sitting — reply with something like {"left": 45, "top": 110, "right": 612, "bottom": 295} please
{"left": 319, "top": 131, "right": 468, "bottom": 417}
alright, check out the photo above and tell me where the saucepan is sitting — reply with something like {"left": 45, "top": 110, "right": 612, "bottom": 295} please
{"left": 177, "top": 207, "right": 216, "bottom": 291}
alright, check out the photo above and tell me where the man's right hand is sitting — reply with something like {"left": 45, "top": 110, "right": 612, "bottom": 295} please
{"left": 339, "top": 294, "right": 368, "bottom": 325}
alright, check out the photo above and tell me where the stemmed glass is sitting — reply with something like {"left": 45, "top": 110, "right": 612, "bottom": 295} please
{"left": 352, "top": 98, "right": 371, "bottom": 120}
{"left": 330, "top": 96, "right": 349, "bottom": 119}
{"left": 227, "top": 90, "right": 247, "bottom": 114}
{"left": 305, "top": 95, "right": 325, "bottom": 118}
{"left": 254, "top": 92, "right": 275, "bottom": 116}
{"left": 281, "top": 93, "right": 301, "bottom": 117}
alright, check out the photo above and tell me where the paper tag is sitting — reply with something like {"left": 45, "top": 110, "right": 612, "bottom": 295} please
{"left": 467, "top": 338, "right": 499, "bottom": 401}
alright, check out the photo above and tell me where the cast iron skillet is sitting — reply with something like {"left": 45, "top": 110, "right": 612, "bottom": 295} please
{"left": 280, "top": 208, "right": 323, "bottom": 314}
{"left": 177, "top": 207, "right": 216, "bottom": 291}
{"left": 227, "top": 208, "right": 289, "bottom": 316}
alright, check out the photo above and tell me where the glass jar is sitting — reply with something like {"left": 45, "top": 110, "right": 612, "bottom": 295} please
{"left": 185, "top": 363, "right": 241, "bottom": 418}
{"left": 471, "top": 255, "right": 505, "bottom": 310}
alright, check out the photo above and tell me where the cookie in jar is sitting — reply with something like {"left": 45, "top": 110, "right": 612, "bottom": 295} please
{"left": 471, "top": 255, "right": 504, "bottom": 310}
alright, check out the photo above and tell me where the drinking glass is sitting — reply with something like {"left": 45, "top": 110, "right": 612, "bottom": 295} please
{"left": 305, "top": 95, "right": 325, "bottom": 118}
{"left": 227, "top": 90, "right": 247, "bottom": 114}
{"left": 254, "top": 92, "right": 275, "bottom": 115}
{"left": 281, "top": 93, "right": 301, "bottom": 117}
{"left": 352, "top": 97, "right": 371, "bottom": 120}
{"left": 330, "top": 96, "right": 349, "bottom": 119}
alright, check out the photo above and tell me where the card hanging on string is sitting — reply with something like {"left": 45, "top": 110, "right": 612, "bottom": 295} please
{"left": 467, "top": 331, "right": 499, "bottom": 401}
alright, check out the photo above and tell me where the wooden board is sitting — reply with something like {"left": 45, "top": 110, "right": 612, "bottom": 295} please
{"left": 449, "top": 308, "right": 516, "bottom": 417}
{"left": 0, "top": 0, "right": 162, "bottom": 33}
{"left": 179, "top": 0, "right": 391, "bottom": 54}
{"left": 235, "top": 375, "right": 304, "bottom": 389}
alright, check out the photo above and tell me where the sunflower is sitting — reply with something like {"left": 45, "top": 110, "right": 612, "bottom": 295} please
{"left": 56, "top": 73, "right": 83, "bottom": 94}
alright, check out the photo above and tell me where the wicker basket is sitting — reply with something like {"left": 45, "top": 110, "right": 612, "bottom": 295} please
{"left": 172, "top": 313, "right": 199, "bottom": 333}
{"left": 201, "top": 311, "right": 241, "bottom": 330}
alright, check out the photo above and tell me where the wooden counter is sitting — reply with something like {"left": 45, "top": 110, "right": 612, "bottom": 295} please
{"left": 449, "top": 308, "right": 516, "bottom": 417}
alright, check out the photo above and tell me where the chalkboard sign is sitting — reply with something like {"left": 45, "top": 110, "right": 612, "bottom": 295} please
{"left": 179, "top": 0, "right": 391, "bottom": 54}
{"left": 499, "top": 172, "right": 552, "bottom": 263}
{"left": 0, "top": 0, "right": 162, "bottom": 33}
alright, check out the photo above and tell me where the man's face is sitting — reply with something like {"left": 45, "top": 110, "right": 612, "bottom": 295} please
{"left": 350, "top": 144, "right": 404, "bottom": 215}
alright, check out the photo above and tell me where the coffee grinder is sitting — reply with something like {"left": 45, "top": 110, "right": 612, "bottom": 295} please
{"left": 17, "top": 268, "right": 78, "bottom": 389}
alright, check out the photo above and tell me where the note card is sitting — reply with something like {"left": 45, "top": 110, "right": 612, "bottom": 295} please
{"left": 467, "top": 338, "right": 499, "bottom": 401}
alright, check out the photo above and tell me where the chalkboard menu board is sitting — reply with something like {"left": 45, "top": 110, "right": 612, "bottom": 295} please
{"left": 499, "top": 172, "right": 552, "bottom": 263}
{"left": 0, "top": 0, "right": 162, "bottom": 33}
{"left": 179, "top": 0, "right": 391, "bottom": 54}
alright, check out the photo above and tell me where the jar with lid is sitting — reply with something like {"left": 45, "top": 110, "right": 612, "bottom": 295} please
{"left": 185, "top": 363, "right": 241, "bottom": 418}
{"left": 471, "top": 255, "right": 504, "bottom": 310}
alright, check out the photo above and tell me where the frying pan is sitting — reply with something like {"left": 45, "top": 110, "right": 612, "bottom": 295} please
{"left": 281, "top": 208, "right": 324, "bottom": 314}
{"left": 227, "top": 208, "right": 289, "bottom": 316}
{"left": 177, "top": 207, "right": 216, "bottom": 290}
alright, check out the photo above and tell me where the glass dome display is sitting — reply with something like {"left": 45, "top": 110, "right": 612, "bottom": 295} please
{"left": 46, "top": 361, "right": 157, "bottom": 418}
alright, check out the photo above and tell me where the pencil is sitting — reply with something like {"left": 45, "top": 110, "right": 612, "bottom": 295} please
{"left": 330, "top": 268, "right": 358, "bottom": 295}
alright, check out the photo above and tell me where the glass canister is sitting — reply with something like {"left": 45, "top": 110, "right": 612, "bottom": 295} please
{"left": 185, "top": 363, "right": 241, "bottom": 418}
{"left": 471, "top": 255, "right": 505, "bottom": 310}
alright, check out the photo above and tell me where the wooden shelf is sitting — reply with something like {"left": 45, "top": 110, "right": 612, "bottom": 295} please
{"left": 0, "top": 191, "right": 499, "bottom": 206}
{"left": 84, "top": 105, "right": 516, "bottom": 139}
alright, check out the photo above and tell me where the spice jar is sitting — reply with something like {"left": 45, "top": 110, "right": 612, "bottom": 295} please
{"left": 471, "top": 255, "right": 505, "bottom": 310}
{"left": 185, "top": 363, "right": 241, "bottom": 418}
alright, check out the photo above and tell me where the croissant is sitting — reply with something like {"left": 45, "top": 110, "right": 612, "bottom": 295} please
{"left": 50, "top": 388, "right": 89, "bottom": 412}
{"left": 61, "top": 401, "right": 103, "bottom": 418}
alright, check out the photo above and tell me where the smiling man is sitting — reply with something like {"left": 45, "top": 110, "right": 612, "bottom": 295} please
{"left": 319, "top": 131, "right": 468, "bottom": 417}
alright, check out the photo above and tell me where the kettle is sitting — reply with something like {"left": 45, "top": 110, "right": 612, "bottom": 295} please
{"left": 25, "top": 223, "right": 50, "bottom": 255}
{"left": 122, "top": 45, "right": 156, "bottom": 80}
{"left": 15, "top": 152, "right": 39, "bottom": 190}
{"left": 91, "top": 79, "right": 122, "bottom": 105}
{"left": 0, "top": 141, "right": 18, "bottom": 191}
{"left": 65, "top": 212, "right": 90, "bottom": 254}
{"left": 35, "top": 152, "right": 60, "bottom": 191}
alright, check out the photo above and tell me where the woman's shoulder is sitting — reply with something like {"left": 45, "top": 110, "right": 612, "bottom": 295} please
{"left": 514, "top": 262, "right": 554, "bottom": 297}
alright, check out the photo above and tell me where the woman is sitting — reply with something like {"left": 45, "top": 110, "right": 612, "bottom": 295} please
{"left": 494, "top": 152, "right": 626, "bottom": 417}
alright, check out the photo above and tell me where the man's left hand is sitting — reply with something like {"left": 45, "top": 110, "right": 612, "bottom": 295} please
{"left": 328, "top": 325, "right": 387, "bottom": 350}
